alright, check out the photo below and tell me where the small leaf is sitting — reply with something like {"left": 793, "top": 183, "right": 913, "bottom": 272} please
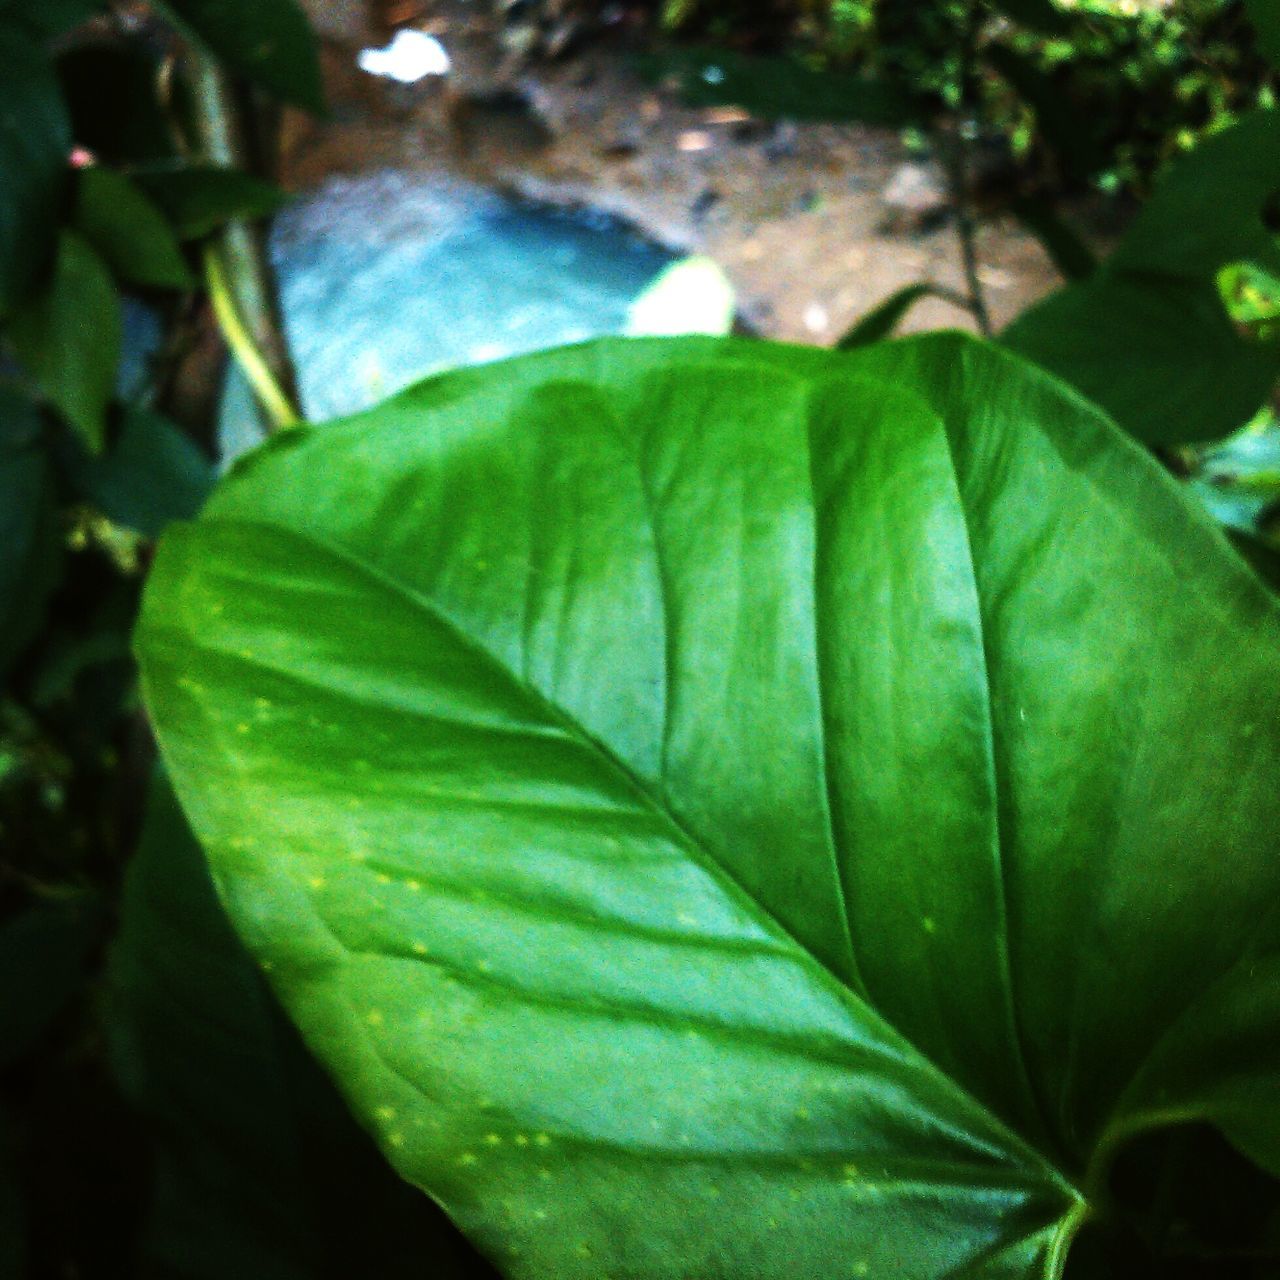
{"left": 7, "top": 230, "right": 121, "bottom": 453}
{"left": 132, "top": 166, "right": 290, "bottom": 241}
{"left": 640, "top": 48, "right": 918, "bottom": 125}
{"left": 837, "top": 282, "right": 968, "bottom": 348}
{"left": 0, "top": 30, "right": 71, "bottom": 317}
{"left": 74, "top": 168, "right": 194, "bottom": 291}
{"left": 138, "top": 334, "right": 1280, "bottom": 1277}
{"left": 157, "top": 0, "right": 324, "bottom": 114}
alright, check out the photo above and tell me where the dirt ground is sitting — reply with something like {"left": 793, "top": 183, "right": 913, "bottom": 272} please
{"left": 283, "top": 0, "right": 1063, "bottom": 343}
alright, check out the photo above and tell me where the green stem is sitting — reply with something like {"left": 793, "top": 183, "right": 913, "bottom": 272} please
{"left": 204, "top": 246, "right": 300, "bottom": 431}
{"left": 1044, "top": 1197, "right": 1093, "bottom": 1280}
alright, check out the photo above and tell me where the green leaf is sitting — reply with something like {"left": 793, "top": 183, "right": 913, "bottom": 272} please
{"left": 640, "top": 48, "right": 918, "bottom": 125}
{"left": 0, "top": 30, "right": 71, "bottom": 318}
{"left": 132, "top": 166, "right": 290, "bottom": 241}
{"left": 1110, "top": 111, "right": 1280, "bottom": 284}
{"left": 74, "top": 168, "right": 194, "bottom": 291}
{"left": 0, "top": 384, "right": 60, "bottom": 677}
{"left": 1003, "top": 273, "right": 1280, "bottom": 444}
{"left": 836, "top": 283, "right": 968, "bottom": 348}
{"left": 157, "top": 0, "right": 324, "bottom": 114}
{"left": 1003, "top": 110, "right": 1280, "bottom": 444}
{"left": 69, "top": 405, "right": 213, "bottom": 537}
{"left": 109, "top": 772, "right": 497, "bottom": 1279}
{"left": 137, "top": 334, "right": 1280, "bottom": 1277}
{"left": 7, "top": 230, "right": 121, "bottom": 453}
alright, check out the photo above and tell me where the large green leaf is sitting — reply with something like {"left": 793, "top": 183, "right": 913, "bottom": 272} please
{"left": 158, "top": 0, "right": 324, "bottom": 114}
{"left": 7, "top": 230, "right": 121, "bottom": 453}
{"left": 136, "top": 334, "right": 1280, "bottom": 1277}
{"left": 1004, "top": 111, "right": 1280, "bottom": 444}
{"left": 0, "top": 29, "right": 71, "bottom": 318}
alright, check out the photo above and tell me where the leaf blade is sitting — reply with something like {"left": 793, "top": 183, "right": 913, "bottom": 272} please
{"left": 7, "top": 230, "right": 121, "bottom": 453}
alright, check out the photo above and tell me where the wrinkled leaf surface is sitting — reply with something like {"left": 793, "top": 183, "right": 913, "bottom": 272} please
{"left": 137, "top": 335, "right": 1280, "bottom": 1278}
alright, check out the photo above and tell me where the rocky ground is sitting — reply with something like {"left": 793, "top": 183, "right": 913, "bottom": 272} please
{"left": 283, "top": 0, "right": 1065, "bottom": 343}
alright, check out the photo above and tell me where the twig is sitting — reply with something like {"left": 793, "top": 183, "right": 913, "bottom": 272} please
{"left": 947, "top": 4, "right": 992, "bottom": 337}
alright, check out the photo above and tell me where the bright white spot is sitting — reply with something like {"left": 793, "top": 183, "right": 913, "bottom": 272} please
{"left": 625, "top": 256, "right": 735, "bottom": 338}
{"left": 358, "top": 31, "right": 451, "bottom": 84}
{"left": 702, "top": 65, "right": 725, "bottom": 84}
{"left": 803, "top": 302, "right": 830, "bottom": 334}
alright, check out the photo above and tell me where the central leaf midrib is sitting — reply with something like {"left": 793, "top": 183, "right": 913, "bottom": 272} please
{"left": 203, "top": 514, "right": 1084, "bottom": 1206}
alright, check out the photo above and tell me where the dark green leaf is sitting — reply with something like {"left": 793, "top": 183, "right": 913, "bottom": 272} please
{"left": 1111, "top": 110, "right": 1280, "bottom": 283}
{"left": 1003, "top": 110, "right": 1280, "bottom": 444}
{"left": 640, "top": 48, "right": 918, "bottom": 125}
{"left": 73, "top": 168, "right": 194, "bottom": 291}
{"left": 0, "top": 898, "right": 99, "bottom": 1069}
{"left": 1003, "top": 273, "right": 1280, "bottom": 444}
{"left": 0, "top": 383, "right": 60, "bottom": 676}
{"left": 1007, "top": 196, "right": 1097, "bottom": 282}
{"left": 132, "top": 166, "right": 290, "bottom": 241}
{"left": 837, "top": 283, "right": 968, "bottom": 348}
{"left": 109, "top": 772, "right": 496, "bottom": 1279}
{"left": 0, "top": 30, "right": 71, "bottom": 318}
{"left": 157, "top": 0, "right": 324, "bottom": 114}
{"left": 137, "top": 334, "right": 1280, "bottom": 1277}
{"left": 7, "top": 230, "right": 121, "bottom": 453}
{"left": 69, "top": 406, "right": 213, "bottom": 537}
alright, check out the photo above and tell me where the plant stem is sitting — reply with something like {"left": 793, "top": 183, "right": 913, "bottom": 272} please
{"left": 204, "top": 246, "right": 300, "bottom": 431}
{"left": 186, "top": 50, "right": 302, "bottom": 432}
{"left": 948, "top": 3, "right": 992, "bottom": 337}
